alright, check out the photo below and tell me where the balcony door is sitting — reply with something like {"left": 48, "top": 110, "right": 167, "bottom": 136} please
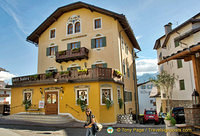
{"left": 45, "top": 92, "right": 58, "bottom": 115}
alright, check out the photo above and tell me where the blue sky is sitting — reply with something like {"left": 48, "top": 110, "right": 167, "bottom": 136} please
{"left": 0, "top": 0, "right": 200, "bottom": 81}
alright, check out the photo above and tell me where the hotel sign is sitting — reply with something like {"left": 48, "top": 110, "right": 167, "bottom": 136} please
{"left": 61, "top": 34, "right": 87, "bottom": 41}
{"left": 0, "top": 94, "right": 9, "bottom": 97}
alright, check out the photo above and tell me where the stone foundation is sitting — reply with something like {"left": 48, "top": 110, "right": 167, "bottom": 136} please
{"left": 184, "top": 105, "right": 200, "bottom": 125}
{"left": 117, "top": 114, "right": 136, "bottom": 124}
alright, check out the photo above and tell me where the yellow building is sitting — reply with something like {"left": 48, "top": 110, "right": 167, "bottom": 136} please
{"left": 11, "top": 2, "right": 141, "bottom": 123}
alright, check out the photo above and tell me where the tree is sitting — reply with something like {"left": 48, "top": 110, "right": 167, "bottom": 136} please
{"left": 150, "top": 71, "right": 176, "bottom": 112}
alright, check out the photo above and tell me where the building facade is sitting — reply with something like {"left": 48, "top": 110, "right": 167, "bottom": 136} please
{"left": 138, "top": 81, "right": 156, "bottom": 114}
{"left": 0, "top": 81, "right": 11, "bottom": 105}
{"left": 10, "top": 2, "right": 141, "bottom": 123}
{"left": 153, "top": 13, "right": 200, "bottom": 112}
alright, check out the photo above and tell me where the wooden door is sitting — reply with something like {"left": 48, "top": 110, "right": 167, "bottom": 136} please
{"left": 45, "top": 92, "right": 58, "bottom": 115}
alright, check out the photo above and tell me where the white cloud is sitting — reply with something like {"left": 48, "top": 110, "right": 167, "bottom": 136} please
{"left": 136, "top": 35, "right": 142, "bottom": 40}
{"left": 0, "top": 1, "right": 27, "bottom": 34}
{"left": 0, "top": 71, "right": 16, "bottom": 81}
{"left": 136, "top": 59, "right": 158, "bottom": 76}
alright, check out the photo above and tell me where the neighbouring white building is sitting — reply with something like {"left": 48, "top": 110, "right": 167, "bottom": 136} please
{"left": 138, "top": 81, "right": 156, "bottom": 114}
{"left": 153, "top": 12, "right": 200, "bottom": 112}
{"left": 0, "top": 81, "right": 11, "bottom": 104}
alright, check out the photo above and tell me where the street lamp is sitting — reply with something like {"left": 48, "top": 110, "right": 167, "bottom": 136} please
{"left": 192, "top": 89, "right": 199, "bottom": 105}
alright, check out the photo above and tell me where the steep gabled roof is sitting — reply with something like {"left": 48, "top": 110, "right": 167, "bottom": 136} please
{"left": 27, "top": 1, "right": 141, "bottom": 50}
{"left": 153, "top": 12, "right": 200, "bottom": 50}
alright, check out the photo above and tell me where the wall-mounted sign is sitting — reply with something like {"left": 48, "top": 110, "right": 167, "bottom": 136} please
{"left": 0, "top": 94, "right": 9, "bottom": 97}
{"left": 39, "top": 101, "right": 44, "bottom": 108}
{"left": 61, "top": 34, "right": 87, "bottom": 41}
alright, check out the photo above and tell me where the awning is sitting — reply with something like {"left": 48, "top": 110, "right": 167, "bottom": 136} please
{"left": 149, "top": 86, "right": 160, "bottom": 98}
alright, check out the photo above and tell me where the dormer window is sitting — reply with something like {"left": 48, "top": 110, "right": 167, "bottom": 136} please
{"left": 75, "top": 22, "right": 80, "bottom": 33}
{"left": 50, "top": 29, "right": 56, "bottom": 39}
{"left": 67, "top": 24, "right": 73, "bottom": 34}
{"left": 94, "top": 18, "right": 101, "bottom": 29}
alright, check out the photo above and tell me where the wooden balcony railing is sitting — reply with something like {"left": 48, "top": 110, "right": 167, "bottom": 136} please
{"left": 56, "top": 47, "right": 89, "bottom": 63}
{"left": 12, "top": 68, "right": 122, "bottom": 87}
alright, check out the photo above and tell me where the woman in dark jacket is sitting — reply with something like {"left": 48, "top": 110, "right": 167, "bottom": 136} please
{"left": 85, "top": 108, "right": 96, "bottom": 136}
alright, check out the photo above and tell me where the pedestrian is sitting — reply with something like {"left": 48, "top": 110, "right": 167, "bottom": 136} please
{"left": 84, "top": 108, "right": 96, "bottom": 136}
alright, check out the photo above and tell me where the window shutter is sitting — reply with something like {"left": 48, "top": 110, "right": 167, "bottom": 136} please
{"left": 55, "top": 46, "right": 58, "bottom": 53}
{"left": 180, "top": 80, "right": 185, "bottom": 90}
{"left": 54, "top": 69, "right": 58, "bottom": 72}
{"left": 67, "top": 43, "right": 71, "bottom": 50}
{"left": 77, "top": 42, "right": 81, "bottom": 48}
{"left": 67, "top": 68, "right": 70, "bottom": 71}
{"left": 175, "top": 41, "right": 179, "bottom": 47}
{"left": 91, "top": 64, "right": 96, "bottom": 68}
{"left": 45, "top": 70, "right": 49, "bottom": 73}
{"left": 177, "top": 60, "right": 182, "bottom": 68}
{"left": 103, "top": 63, "right": 107, "bottom": 68}
{"left": 46, "top": 47, "right": 50, "bottom": 56}
{"left": 102, "top": 37, "right": 106, "bottom": 47}
{"left": 91, "top": 39, "right": 95, "bottom": 49}
{"left": 77, "top": 66, "right": 81, "bottom": 70}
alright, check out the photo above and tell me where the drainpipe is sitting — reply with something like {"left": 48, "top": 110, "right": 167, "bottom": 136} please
{"left": 119, "top": 27, "right": 129, "bottom": 114}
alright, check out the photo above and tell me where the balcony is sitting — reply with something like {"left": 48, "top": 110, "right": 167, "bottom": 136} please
{"left": 12, "top": 68, "right": 122, "bottom": 87}
{"left": 56, "top": 47, "right": 89, "bottom": 63}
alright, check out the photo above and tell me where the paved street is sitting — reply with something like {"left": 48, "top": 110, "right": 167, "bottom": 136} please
{"left": 0, "top": 124, "right": 166, "bottom": 136}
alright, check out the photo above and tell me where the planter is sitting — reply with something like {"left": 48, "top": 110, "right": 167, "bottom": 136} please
{"left": 164, "top": 120, "right": 172, "bottom": 127}
{"left": 166, "top": 126, "right": 178, "bottom": 136}
{"left": 113, "top": 70, "right": 122, "bottom": 78}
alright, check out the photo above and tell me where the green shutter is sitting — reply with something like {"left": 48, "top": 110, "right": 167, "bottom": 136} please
{"left": 55, "top": 46, "right": 58, "bottom": 53}
{"left": 77, "top": 66, "right": 81, "bottom": 70}
{"left": 175, "top": 41, "right": 179, "bottom": 47}
{"left": 180, "top": 80, "right": 185, "bottom": 90}
{"left": 127, "top": 67, "right": 130, "bottom": 78}
{"left": 177, "top": 60, "right": 183, "bottom": 68}
{"left": 91, "top": 64, "right": 96, "bottom": 68}
{"left": 46, "top": 47, "right": 50, "bottom": 56}
{"left": 103, "top": 63, "right": 107, "bottom": 68}
{"left": 54, "top": 69, "right": 58, "bottom": 72}
{"left": 102, "top": 37, "right": 106, "bottom": 47}
{"left": 45, "top": 70, "right": 49, "bottom": 73}
{"left": 67, "top": 43, "right": 71, "bottom": 50}
{"left": 77, "top": 42, "right": 81, "bottom": 48}
{"left": 67, "top": 68, "right": 70, "bottom": 71}
{"left": 91, "top": 39, "right": 95, "bottom": 49}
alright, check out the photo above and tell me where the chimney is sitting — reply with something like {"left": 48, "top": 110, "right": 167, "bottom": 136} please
{"left": 164, "top": 22, "right": 172, "bottom": 35}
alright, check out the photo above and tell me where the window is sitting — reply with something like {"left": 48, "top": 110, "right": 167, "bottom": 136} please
{"left": 141, "top": 85, "right": 146, "bottom": 89}
{"left": 147, "top": 84, "right": 153, "bottom": 89}
{"left": 125, "top": 43, "right": 128, "bottom": 54}
{"left": 177, "top": 59, "right": 183, "bottom": 68}
{"left": 117, "top": 89, "right": 121, "bottom": 100}
{"left": 45, "top": 68, "right": 57, "bottom": 73}
{"left": 67, "top": 42, "right": 80, "bottom": 50}
{"left": 179, "top": 79, "right": 185, "bottom": 90}
{"left": 101, "top": 88, "right": 112, "bottom": 105}
{"left": 124, "top": 91, "right": 132, "bottom": 102}
{"left": 175, "top": 40, "right": 179, "bottom": 47}
{"left": 76, "top": 89, "right": 88, "bottom": 105}
{"left": 150, "top": 100, "right": 153, "bottom": 104}
{"left": 91, "top": 63, "right": 107, "bottom": 68}
{"left": 91, "top": 37, "right": 106, "bottom": 49}
{"left": 23, "top": 91, "right": 32, "bottom": 104}
{"left": 163, "top": 93, "right": 166, "bottom": 98}
{"left": 67, "top": 24, "right": 73, "bottom": 34}
{"left": 159, "top": 52, "right": 162, "bottom": 61}
{"left": 50, "top": 29, "right": 55, "bottom": 39}
{"left": 94, "top": 18, "right": 101, "bottom": 29}
{"left": 67, "top": 66, "right": 81, "bottom": 71}
{"left": 75, "top": 22, "right": 80, "bottom": 33}
{"left": 46, "top": 46, "right": 58, "bottom": 56}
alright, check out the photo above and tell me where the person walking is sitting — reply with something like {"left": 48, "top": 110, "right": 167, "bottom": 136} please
{"left": 84, "top": 108, "right": 96, "bottom": 136}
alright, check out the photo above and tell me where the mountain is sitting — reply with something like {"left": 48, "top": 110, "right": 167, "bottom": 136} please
{"left": 137, "top": 73, "right": 158, "bottom": 84}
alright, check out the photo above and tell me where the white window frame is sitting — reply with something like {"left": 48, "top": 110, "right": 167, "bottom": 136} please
{"left": 23, "top": 91, "right": 32, "bottom": 103}
{"left": 75, "top": 88, "right": 89, "bottom": 105}
{"left": 100, "top": 87, "right": 113, "bottom": 105}
{"left": 93, "top": 17, "right": 102, "bottom": 30}
{"left": 48, "top": 44, "right": 57, "bottom": 58}
{"left": 66, "top": 20, "right": 82, "bottom": 36}
{"left": 49, "top": 28, "right": 56, "bottom": 39}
